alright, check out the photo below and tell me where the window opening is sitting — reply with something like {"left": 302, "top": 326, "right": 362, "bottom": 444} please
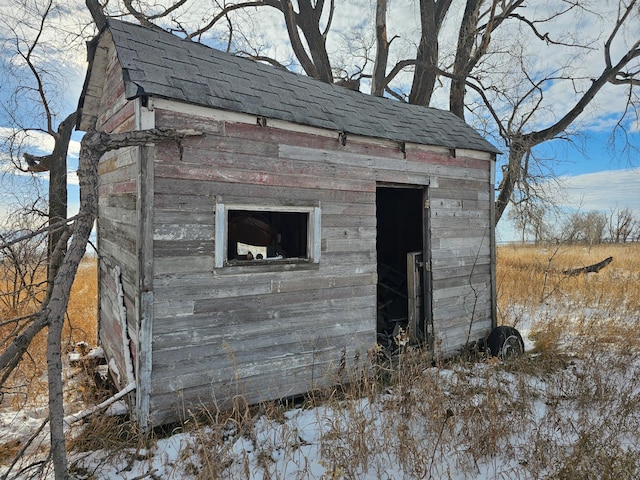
{"left": 227, "top": 210, "right": 308, "bottom": 262}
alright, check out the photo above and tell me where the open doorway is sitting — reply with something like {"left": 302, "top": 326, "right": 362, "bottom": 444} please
{"left": 376, "top": 185, "right": 430, "bottom": 348}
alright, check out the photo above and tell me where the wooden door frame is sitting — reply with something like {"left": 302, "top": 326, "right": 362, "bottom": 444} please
{"left": 422, "top": 186, "right": 434, "bottom": 349}
{"left": 375, "top": 183, "right": 433, "bottom": 348}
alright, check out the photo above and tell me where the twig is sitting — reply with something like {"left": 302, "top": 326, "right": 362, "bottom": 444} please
{"left": 428, "top": 409, "right": 454, "bottom": 479}
{"left": 129, "top": 469, "right": 158, "bottom": 480}
{"left": 1, "top": 418, "right": 49, "bottom": 480}
{"left": 64, "top": 382, "right": 136, "bottom": 427}
{"left": 540, "top": 242, "right": 565, "bottom": 303}
{"left": 0, "top": 215, "right": 80, "bottom": 250}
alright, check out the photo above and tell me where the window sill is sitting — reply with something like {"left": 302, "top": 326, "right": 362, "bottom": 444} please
{"left": 213, "top": 259, "right": 320, "bottom": 275}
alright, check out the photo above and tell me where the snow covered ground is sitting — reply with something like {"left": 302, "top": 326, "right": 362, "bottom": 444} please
{"left": 2, "top": 304, "right": 639, "bottom": 479}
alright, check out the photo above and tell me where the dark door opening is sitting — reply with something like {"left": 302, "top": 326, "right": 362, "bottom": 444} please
{"left": 376, "top": 186, "right": 430, "bottom": 348}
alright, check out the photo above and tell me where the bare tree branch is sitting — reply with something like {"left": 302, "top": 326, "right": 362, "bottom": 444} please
{"left": 122, "top": 0, "right": 189, "bottom": 29}
{"left": 17, "top": 0, "right": 55, "bottom": 134}
{"left": 235, "top": 51, "right": 289, "bottom": 69}
{"left": 1, "top": 417, "right": 49, "bottom": 480}
{"left": 187, "top": 1, "right": 271, "bottom": 40}
{"left": 0, "top": 216, "right": 78, "bottom": 250}
{"left": 492, "top": 0, "right": 640, "bottom": 223}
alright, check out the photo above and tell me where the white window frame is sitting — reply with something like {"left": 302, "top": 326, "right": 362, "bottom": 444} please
{"left": 215, "top": 202, "right": 321, "bottom": 268}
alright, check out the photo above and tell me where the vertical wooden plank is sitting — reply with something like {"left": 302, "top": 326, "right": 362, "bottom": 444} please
{"left": 311, "top": 206, "right": 322, "bottom": 263}
{"left": 423, "top": 187, "right": 434, "bottom": 349}
{"left": 139, "top": 161, "right": 154, "bottom": 292}
{"left": 407, "top": 251, "right": 422, "bottom": 344}
{"left": 489, "top": 159, "right": 497, "bottom": 329}
{"left": 137, "top": 291, "right": 153, "bottom": 427}
{"left": 136, "top": 141, "right": 154, "bottom": 429}
{"left": 136, "top": 96, "right": 155, "bottom": 130}
{"left": 214, "top": 199, "right": 226, "bottom": 268}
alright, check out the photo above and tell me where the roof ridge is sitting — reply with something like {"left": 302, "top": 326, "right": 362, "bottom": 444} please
{"left": 87, "top": 18, "right": 500, "bottom": 154}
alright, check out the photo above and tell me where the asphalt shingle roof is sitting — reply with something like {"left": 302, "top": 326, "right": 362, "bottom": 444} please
{"left": 97, "top": 19, "right": 499, "bottom": 154}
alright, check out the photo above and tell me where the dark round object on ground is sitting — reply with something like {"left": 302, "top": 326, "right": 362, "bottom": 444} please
{"left": 487, "top": 326, "right": 524, "bottom": 359}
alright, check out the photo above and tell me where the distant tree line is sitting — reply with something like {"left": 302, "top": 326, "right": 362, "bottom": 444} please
{"left": 509, "top": 206, "right": 640, "bottom": 245}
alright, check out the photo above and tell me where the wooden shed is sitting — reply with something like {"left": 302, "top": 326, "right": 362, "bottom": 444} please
{"left": 77, "top": 19, "right": 501, "bottom": 427}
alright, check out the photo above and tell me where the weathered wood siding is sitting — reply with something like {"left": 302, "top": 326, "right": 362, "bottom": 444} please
{"left": 143, "top": 106, "right": 494, "bottom": 424}
{"left": 149, "top": 110, "right": 379, "bottom": 424}
{"left": 417, "top": 152, "right": 494, "bottom": 355}
{"left": 95, "top": 40, "right": 139, "bottom": 390}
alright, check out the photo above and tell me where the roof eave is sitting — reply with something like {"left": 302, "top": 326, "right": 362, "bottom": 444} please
{"left": 76, "top": 28, "right": 112, "bottom": 132}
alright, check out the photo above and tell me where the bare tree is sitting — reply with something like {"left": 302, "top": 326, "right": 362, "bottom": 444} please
{"left": 0, "top": 127, "right": 202, "bottom": 479}
{"left": 608, "top": 207, "right": 636, "bottom": 243}
{"left": 507, "top": 201, "right": 551, "bottom": 244}
{"left": 563, "top": 210, "right": 608, "bottom": 246}
{"left": 0, "top": 222, "right": 48, "bottom": 314}
{"left": 89, "top": 0, "right": 638, "bottom": 225}
{"left": 0, "top": 0, "right": 84, "bottom": 279}
{"left": 1, "top": 2, "right": 91, "bottom": 476}
{"left": 493, "top": 1, "right": 639, "bottom": 224}
{"left": 633, "top": 219, "right": 640, "bottom": 242}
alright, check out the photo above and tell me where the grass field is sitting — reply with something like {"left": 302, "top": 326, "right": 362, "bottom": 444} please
{"left": 497, "top": 243, "right": 640, "bottom": 352}
{"left": 1, "top": 244, "right": 639, "bottom": 478}
{"left": 0, "top": 257, "right": 97, "bottom": 408}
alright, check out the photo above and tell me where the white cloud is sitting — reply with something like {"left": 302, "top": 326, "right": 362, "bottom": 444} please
{"left": 2, "top": 1, "right": 636, "bottom": 237}
{"left": 556, "top": 167, "right": 640, "bottom": 213}
{"left": 497, "top": 167, "right": 640, "bottom": 243}
{"left": 0, "top": 127, "right": 81, "bottom": 187}
{"left": 0, "top": 127, "right": 80, "bottom": 158}
{"left": 0, "top": 1, "right": 91, "bottom": 130}
{"left": 450, "top": 0, "right": 638, "bottom": 135}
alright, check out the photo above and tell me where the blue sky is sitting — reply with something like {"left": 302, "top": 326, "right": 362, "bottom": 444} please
{"left": 1, "top": 1, "right": 638, "bottom": 242}
{"left": 3, "top": 106, "right": 637, "bottom": 244}
{"left": 495, "top": 126, "right": 640, "bottom": 242}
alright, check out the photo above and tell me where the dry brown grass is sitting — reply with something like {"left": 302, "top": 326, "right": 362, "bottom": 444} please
{"left": 497, "top": 242, "right": 640, "bottom": 308}
{"left": 0, "top": 256, "right": 98, "bottom": 407}
{"left": 497, "top": 243, "right": 640, "bottom": 353}
{"left": 66, "top": 256, "right": 99, "bottom": 347}
{"left": 176, "top": 242, "right": 640, "bottom": 479}
{"left": 4, "top": 244, "right": 640, "bottom": 479}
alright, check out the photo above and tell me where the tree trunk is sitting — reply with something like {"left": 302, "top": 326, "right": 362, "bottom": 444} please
{"left": 279, "top": 0, "right": 333, "bottom": 83}
{"left": 297, "top": 0, "right": 333, "bottom": 83}
{"left": 86, "top": 0, "right": 108, "bottom": 30}
{"left": 409, "top": 0, "right": 439, "bottom": 105}
{"left": 47, "top": 130, "right": 100, "bottom": 480}
{"left": 408, "top": 0, "right": 454, "bottom": 105}
{"left": 495, "top": 142, "right": 525, "bottom": 224}
{"left": 23, "top": 111, "right": 77, "bottom": 283}
{"left": 371, "top": 0, "right": 389, "bottom": 96}
{"left": 449, "top": 0, "right": 482, "bottom": 118}
{"left": 48, "top": 113, "right": 76, "bottom": 283}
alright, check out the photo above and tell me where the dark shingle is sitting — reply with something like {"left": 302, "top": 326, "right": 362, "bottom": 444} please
{"left": 106, "top": 19, "right": 499, "bottom": 154}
